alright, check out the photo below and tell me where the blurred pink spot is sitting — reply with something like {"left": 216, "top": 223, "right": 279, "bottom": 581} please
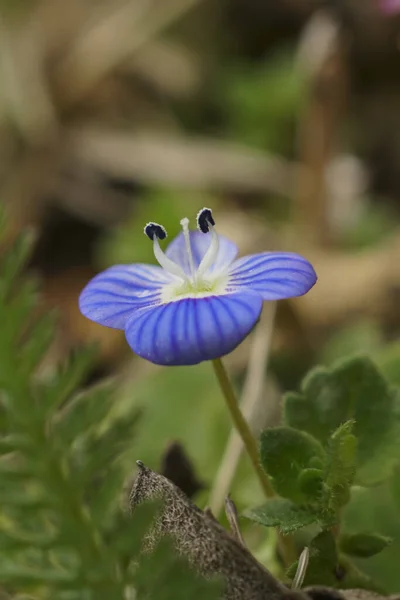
{"left": 379, "top": 0, "right": 400, "bottom": 14}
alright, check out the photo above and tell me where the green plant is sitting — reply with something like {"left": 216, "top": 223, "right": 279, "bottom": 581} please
{"left": 245, "top": 356, "right": 400, "bottom": 591}
{"left": 0, "top": 228, "right": 221, "bottom": 599}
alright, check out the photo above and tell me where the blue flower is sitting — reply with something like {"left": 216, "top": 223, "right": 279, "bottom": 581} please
{"left": 79, "top": 208, "right": 317, "bottom": 366}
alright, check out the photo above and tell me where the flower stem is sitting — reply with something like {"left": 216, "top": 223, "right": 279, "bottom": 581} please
{"left": 211, "top": 357, "right": 296, "bottom": 566}
{"left": 212, "top": 358, "right": 274, "bottom": 499}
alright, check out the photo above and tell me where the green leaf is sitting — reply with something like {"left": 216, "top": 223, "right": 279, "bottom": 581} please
{"left": 298, "top": 468, "right": 325, "bottom": 499}
{"left": 244, "top": 497, "right": 319, "bottom": 533}
{"left": 375, "top": 341, "right": 400, "bottom": 387}
{"left": 0, "top": 230, "right": 36, "bottom": 302}
{"left": 19, "top": 311, "right": 56, "bottom": 377}
{"left": 286, "top": 531, "right": 338, "bottom": 587}
{"left": 260, "top": 427, "right": 326, "bottom": 503}
{"left": 71, "top": 411, "right": 140, "bottom": 489}
{"left": 339, "top": 533, "right": 392, "bottom": 558}
{"left": 337, "top": 553, "right": 387, "bottom": 593}
{"left": 324, "top": 421, "right": 357, "bottom": 510}
{"left": 390, "top": 465, "right": 400, "bottom": 512}
{"left": 43, "top": 346, "right": 97, "bottom": 416}
{"left": 0, "top": 280, "right": 38, "bottom": 360}
{"left": 110, "top": 502, "right": 161, "bottom": 565}
{"left": 284, "top": 356, "right": 400, "bottom": 485}
{"left": 133, "top": 537, "right": 222, "bottom": 600}
{"left": 53, "top": 380, "right": 115, "bottom": 446}
{"left": 0, "top": 224, "right": 214, "bottom": 599}
{"left": 0, "top": 565, "right": 76, "bottom": 587}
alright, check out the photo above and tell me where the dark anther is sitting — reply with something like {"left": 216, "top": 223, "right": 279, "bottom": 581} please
{"left": 197, "top": 207, "right": 215, "bottom": 233}
{"left": 144, "top": 222, "right": 167, "bottom": 240}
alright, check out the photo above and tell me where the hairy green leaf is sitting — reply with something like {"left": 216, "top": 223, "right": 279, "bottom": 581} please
{"left": 339, "top": 533, "right": 392, "bottom": 558}
{"left": 297, "top": 468, "right": 325, "bottom": 500}
{"left": 245, "top": 497, "right": 319, "bottom": 533}
{"left": 260, "top": 427, "right": 326, "bottom": 503}
{"left": 324, "top": 421, "right": 357, "bottom": 510}
{"left": 284, "top": 356, "right": 400, "bottom": 485}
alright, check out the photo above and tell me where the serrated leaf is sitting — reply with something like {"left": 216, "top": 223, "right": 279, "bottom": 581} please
{"left": 0, "top": 564, "right": 76, "bottom": 586}
{"left": 244, "top": 498, "right": 319, "bottom": 533}
{"left": 43, "top": 347, "right": 97, "bottom": 416}
{"left": 0, "top": 231, "right": 36, "bottom": 302}
{"left": 133, "top": 537, "right": 222, "bottom": 600}
{"left": 53, "top": 380, "right": 115, "bottom": 446}
{"left": 0, "top": 280, "right": 38, "bottom": 364}
{"left": 87, "top": 467, "right": 126, "bottom": 526}
{"left": 339, "top": 533, "right": 392, "bottom": 558}
{"left": 72, "top": 412, "right": 140, "bottom": 488}
{"left": 0, "top": 434, "right": 33, "bottom": 454}
{"left": 324, "top": 421, "right": 357, "bottom": 510}
{"left": 284, "top": 356, "right": 400, "bottom": 485}
{"left": 0, "top": 229, "right": 153, "bottom": 598}
{"left": 19, "top": 311, "right": 56, "bottom": 377}
{"left": 109, "top": 502, "right": 160, "bottom": 564}
{"left": 260, "top": 427, "right": 326, "bottom": 503}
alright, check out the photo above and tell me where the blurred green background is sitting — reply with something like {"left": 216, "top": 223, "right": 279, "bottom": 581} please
{"left": 1, "top": 0, "right": 400, "bottom": 594}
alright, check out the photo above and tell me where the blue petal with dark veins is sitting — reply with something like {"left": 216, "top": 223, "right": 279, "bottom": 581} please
{"left": 79, "top": 264, "right": 170, "bottom": 329}
{"left": 228, "top": 252, "right": 317, "bottom": 300}
{"left": 125, "top": 292, "right": 262, "bottom": 365}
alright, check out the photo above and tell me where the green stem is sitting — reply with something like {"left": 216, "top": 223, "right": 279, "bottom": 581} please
{"left": 211, "top": 357, "right": 296, "bottom": 566}
{"left": 212, "top": 358, "right": 274, "bottom": 499}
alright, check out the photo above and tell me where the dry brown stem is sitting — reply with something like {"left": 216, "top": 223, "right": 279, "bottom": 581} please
{"left": 294, "top": 12, "right": 348, "bottom": 246}
{"left": 67, "top": 127, "right": 293, "bottom": 195}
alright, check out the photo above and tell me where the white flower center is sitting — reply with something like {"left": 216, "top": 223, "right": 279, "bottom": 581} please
{"left": 146, "top": 214, "right": 228, "bottom": 303}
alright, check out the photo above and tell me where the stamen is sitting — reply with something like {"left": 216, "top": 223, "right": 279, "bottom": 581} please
{"left": 144, "top": 222, "right": 167, "bottom": 241}
{"left": 144, "top": 221, "right": 187, "bottom": 281}
{"left": 197, "top": 207, "right": 215, "bottom": 233}
{"left": 180, "top": 217, "right": 197, "bottom": 283}
{"left": 197, "top": 210, "right": 219, "bottom": 277}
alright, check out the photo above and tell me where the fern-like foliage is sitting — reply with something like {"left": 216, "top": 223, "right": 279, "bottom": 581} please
{"left": 0, "top": 228, "right": 221, "bottom": 600}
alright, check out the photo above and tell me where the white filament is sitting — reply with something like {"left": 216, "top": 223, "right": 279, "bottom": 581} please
{"left": 150, "top": 215, "right": 224, "bottom": 295}
{"left": 180, "top": 217, "right": 197, "bottom": 284}
{"left": 152, "top": 236, "right": 187, "bottom": 281}
{"left": 197, "top": 224, "right": 220, "bottom": 277}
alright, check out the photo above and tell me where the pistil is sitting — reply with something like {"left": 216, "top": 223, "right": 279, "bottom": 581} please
{"left": 144, "top": 211, "right": 223, "bottom": 296}
{"left": 180, "top": 217, "right": 197, "bottom": 286}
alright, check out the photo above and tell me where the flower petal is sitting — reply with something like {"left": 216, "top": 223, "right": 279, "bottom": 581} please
{"left": 165, "top": 230, "right": 238, "bottom": 275}
{"left": 125, "top": 292, "right": 263, "bottom": 366}
{"left": 79, "top": 264, "right": 170, "bottom": 329}
{"left": 228, "top": 252, "right": 317, "bottom": 300}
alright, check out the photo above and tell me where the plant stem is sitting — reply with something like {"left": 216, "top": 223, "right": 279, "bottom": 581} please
{"left": 211, "top": 357, "right": 296, "bottom": 566}
{"left": 210, "top": 303, "right": 276, "bottom": 516}
{"left": 212, "top": 358, "right": 274, "bottom": 499}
